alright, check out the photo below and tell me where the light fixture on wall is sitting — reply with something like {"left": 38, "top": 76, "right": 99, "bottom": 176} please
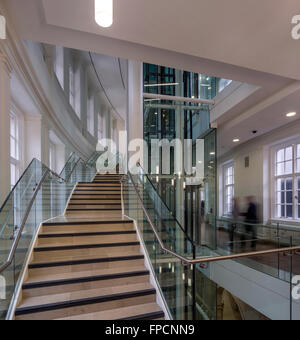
{"left": 95, "top": 0, "right": 113, "bottom": 28}
{"left": 233, "top": 138, "right": 240, "bottom": 143}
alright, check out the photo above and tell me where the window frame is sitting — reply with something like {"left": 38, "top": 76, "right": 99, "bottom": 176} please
{"left": 223, "top": 162, "right": 235, "bottom": 216}
{"left": 10, "top": 110, "right": 23, "bottom": 188}
{"left": 272, "top": 142, "right": 300, "bottom": 221}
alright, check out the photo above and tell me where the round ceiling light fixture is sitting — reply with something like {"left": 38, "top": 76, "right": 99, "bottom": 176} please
{"left": 95, "top": 0, "right": 113, "bottom": 28}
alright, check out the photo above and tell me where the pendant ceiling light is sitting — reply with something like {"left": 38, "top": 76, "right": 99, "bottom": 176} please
{"left": 95, "top": 0, "right": 113, "bottom": 28}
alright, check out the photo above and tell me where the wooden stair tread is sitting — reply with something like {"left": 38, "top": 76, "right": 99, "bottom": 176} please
{"left": 37, "top": 234, "right": 138, "bottom": 247}
{"left": 26, "top": 266, "right": 148, "bottom": 284}
{"left": 14, "top": 174, "right": 162, "bottom": 320}
{"left": 30, "top": 251, "right": 143, "bottom": 265}
{"left": 56, "top": 302, "right": 163, "bottom": 320}
{"left": 17, "top": 282, "right": 155, "bottom": 310}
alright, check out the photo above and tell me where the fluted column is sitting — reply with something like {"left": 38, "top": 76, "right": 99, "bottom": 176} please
{"left": 0, "top": 52, "right": 12, "bottom": 205}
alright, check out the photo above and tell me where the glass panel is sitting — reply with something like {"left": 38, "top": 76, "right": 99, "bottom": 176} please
{"left": 0, "top": 152, "right": 97, "bottom": 320}
{"left": 286, "top": 205, "right": 293, "bottom": 218}
{"left": 286, "top": 146, "right": 293, "bottom": 161}
{"left": 285, "top": 161, "right": 293, "bottom": 174}
{"left": 277, "top": 162, "right": 284, "bottom": 176}
{"left": 277, "top": 149, "right": 284, "bottom": 163}
{"left": 286, "top": 191, "right": 293, "bottom": 204}
{"left": 286, "top": 179, "right": 293, "bottom": 190}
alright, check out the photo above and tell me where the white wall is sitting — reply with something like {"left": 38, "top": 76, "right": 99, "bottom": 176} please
{"left": 218, "top": 118, "right": 300, "bottom": 223}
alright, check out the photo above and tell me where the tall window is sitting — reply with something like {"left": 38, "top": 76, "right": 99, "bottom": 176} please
{"left": 223, "top": 163, "right": 234, "bottom": 215}
{"left": 274, "top": 145, "right": 300, "bottom": 219}
{"left": 10, "top": 112, "right": 22, "bottom": 188}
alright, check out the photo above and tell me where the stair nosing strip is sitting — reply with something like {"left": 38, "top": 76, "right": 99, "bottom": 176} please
{"left": 34, "top": 242, "right": 140, "bottom": 252}
{"left": 66, "top": 208, "right": 122, "bottom": 211}
{"left": 15, "top": 289, "right": 156, "bottom": 316}
{"left": 68, "top": 203, "right": 121, "bottom": 206}
{"left": 22, "top": 270, "right": 150, "bottom": 290}
{"left": 39, "top": 231, "right": 136, "bottom": 238}
{"left": 70, "top": 198, "right": 121, "bottom": 201}
{"left": 28, "top": 254, "right": 145, "bottom": 269}
{"left": 42, "top": 220, "right": 133, "bottom": 226}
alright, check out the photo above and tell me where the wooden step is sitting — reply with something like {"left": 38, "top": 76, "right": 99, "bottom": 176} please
{"left": 37, "top": 233, "right": 138, "bottom": 247}
{"left": 67, "top": 204, "right": 122, "bottom": 210}
{"left": 42, "top": 220, "right": 133, "bottom": 232}
{"left": 42, "top": 225, "right": 134, "bottom": 235}
{"left": 71, "top": 194, "right": 121, "bottom": 199}
{"left": 73, "top": 190, "right": 121, "bottom": 195}
{"left": 56, "top": 302, "right": 164, "bottom": 320}
{"left": 32, "top": 244, "right": 141, "bottom": 263}
{"left": 69, "top": 199, "right": 121, "bottom": 204}
{"left": 65, "top": 211, "right": 123, "bottom": 218}
{"left": 77, "top": 184, "right": 121, "bottom": 189}
{"left": 15, "top": 282, "right": 156, "bottom": 320}
{"left": 28, "top": 255, "right": 145, "bottom": 275}
{"left": 22, "top": 268, "right": 150, "bottom": 298}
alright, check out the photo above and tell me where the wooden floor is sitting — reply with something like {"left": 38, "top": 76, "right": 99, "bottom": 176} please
{"left": 15, "top": 174, "right": 164, "bottom": 320}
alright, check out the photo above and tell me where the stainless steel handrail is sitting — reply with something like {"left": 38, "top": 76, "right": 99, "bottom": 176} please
{"left": 127, "top": 171, "right": 300, "bottom": 264}
{"left": 0, "top": 169, "right": 59, "bottom": 273}
{"left": 59, "top": 151, "right": 75, "bottom": 177}
{"left": 0, "top": 153, "right": 96, "bottom": 274}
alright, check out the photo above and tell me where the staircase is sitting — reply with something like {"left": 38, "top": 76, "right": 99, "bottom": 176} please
{"left": 14, "top": 174, "right": 165, "bottom": 320}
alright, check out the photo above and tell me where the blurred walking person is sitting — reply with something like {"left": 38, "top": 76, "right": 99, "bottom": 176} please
{"left": 241, "top": 196, "right": 258, "bottom": 249}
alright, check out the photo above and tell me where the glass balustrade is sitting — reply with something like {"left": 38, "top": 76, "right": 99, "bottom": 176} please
{"left": 123, "top": 163, "right": 300, "bottom": 320}
{"left": 0, "top": 151, "right": 100, "bottom": 319}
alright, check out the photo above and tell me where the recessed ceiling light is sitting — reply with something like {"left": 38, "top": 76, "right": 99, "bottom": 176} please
{"left": 233, "top": 139, "right": 240, "bottom": 143}
{"left": 95, "top": 0, "right": 113, "bottom": 28}
{"left": 286, "top": 112, "right": 297, "bottom": 117}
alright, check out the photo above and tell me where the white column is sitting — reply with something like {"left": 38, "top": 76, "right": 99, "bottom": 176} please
{"left": 127, "top": 61, "right": 143, "bottom": 169}
{"left": 0, "top": 52, "right": 12, "bottom": 204}
{"left": 127, "top": 60, "right": 143, "bottom": 142}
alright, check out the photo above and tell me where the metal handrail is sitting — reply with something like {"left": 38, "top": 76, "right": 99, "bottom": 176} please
{"left": 0, "top": 168, "right": 64, "bottom": 273}
{"left": 0, "top": 159, "right": 36, "bottom": 214}
{"left": 59, "top": 151, "right": 75, "bottom": 177}
{"left": 0, "top": 153, "right": 97, "bottom": 274}
{"left": 127, "top": 171, "right": 300, "bottom": 264}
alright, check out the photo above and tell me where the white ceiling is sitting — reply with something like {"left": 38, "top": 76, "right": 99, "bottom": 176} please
{"left": 41, "top": 0, "right": 300, "bottom": 80}
{"left": 4, "top": 0, "right": 300, "bottom": 155}
{"left": 84, "top": 51, "right": 127, "bottom": 121}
